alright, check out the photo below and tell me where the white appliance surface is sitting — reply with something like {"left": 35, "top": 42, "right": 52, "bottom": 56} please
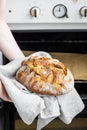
{"left": 5, "top": 0, "right": 87, "bottom": 30}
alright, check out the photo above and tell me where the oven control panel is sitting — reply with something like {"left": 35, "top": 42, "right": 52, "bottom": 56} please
{"left": 5, "top": 0, "right": 87, "bottom": 30}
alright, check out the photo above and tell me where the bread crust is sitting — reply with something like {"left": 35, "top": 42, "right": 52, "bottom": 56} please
{"left": 16, "top": 56, "right": 73, "bottom": 95}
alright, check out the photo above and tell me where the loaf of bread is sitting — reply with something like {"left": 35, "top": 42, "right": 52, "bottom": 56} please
{"left": 16, "top": 56, "right": 74, "bottom": 96}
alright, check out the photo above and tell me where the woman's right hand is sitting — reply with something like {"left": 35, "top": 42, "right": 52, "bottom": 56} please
{"left": 0, "top": 80, "right": 11, "bottom": 102}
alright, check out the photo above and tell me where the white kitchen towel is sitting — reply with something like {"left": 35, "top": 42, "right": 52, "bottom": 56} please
{"left": 36, "top": 88, "right": 85, "bottom": 130}
{"left": 0, "top": 51, "right": 85, "bottom": 130}
{"left": 57, "top": 88, "right": 84, "bottom": 124}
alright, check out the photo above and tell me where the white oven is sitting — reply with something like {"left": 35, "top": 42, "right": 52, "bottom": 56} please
{"left": 5, "top": 0, "right": 87, "bottom": 30}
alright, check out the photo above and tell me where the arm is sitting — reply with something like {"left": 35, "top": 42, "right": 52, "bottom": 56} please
{"left": 0, "top": 0, "right": 25, "bottom": 61}
{"left": 0, "top": 21, "right": 25, "bottom": 61}
{"left": 0, "top": 0, "right": 6, "bottom": 20}
{"left": 0, "top": 0, "right": 25, "bottom": 102}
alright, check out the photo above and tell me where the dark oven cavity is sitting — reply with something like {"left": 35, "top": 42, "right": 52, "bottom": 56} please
{"left": 1, "top": 30, "right": 87, "bottom": 130}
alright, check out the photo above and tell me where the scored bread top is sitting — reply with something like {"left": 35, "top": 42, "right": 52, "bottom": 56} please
{"left": 16, "top": 56, "right": 73, "bottom": 95}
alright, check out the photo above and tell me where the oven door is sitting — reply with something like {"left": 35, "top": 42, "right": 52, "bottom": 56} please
{"left": 1, "top": 30, "right": 87, "bottom": 130}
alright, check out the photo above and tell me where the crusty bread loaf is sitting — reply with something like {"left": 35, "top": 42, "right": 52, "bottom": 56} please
{"left": 16, "top": 56, "right": 74, "bottom": 96}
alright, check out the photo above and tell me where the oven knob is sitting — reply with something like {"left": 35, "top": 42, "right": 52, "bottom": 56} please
{"left": 79, "top": 6, "right": 87, "bottom": 17}
{"left": 53, "top": 4, "right": 68, "bottom": 18}
{"left": 30, "top": 7, "right": 40, "bottom": 17}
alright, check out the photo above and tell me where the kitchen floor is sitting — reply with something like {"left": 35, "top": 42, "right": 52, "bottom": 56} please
{"left": 15, "top": 118, "right": 87, "bottom": 130}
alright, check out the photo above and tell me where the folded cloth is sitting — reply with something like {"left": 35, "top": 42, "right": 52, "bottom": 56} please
{"left": 57, "top": 88, "right": 84, "bottom": 124}
{"left": 0, "top": 51, "right": 85, "bottom": 130}
{"left": 0, "top": 80, "right": 11, "bottom": 102}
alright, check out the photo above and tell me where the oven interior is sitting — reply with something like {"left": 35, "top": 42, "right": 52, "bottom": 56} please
{"left": 1, "top": 30, "right": 87, "bottom": 130}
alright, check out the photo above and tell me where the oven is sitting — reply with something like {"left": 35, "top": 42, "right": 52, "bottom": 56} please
{"left": 0, "top": 0, "right": 87, "bottom": 130}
